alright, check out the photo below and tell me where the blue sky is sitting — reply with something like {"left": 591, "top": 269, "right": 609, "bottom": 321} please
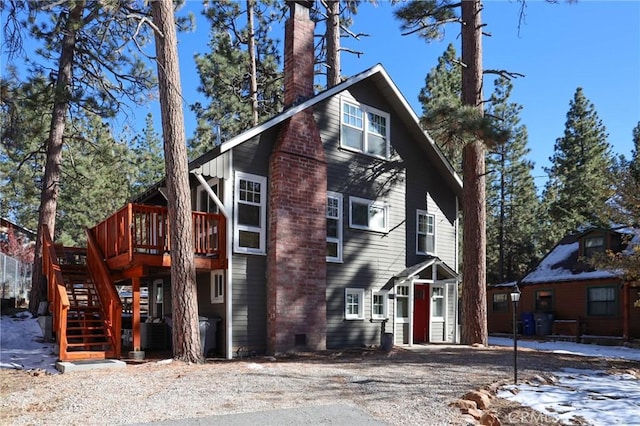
{"left": 164, "top": 0, "right": 639, "bottom": 192}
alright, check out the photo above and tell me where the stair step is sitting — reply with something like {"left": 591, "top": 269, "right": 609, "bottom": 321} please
{"left": 67, "top": 326, "right": 105, "bottom": 331}
{"left": 67, "top": 341, "right": 110, "bottom": 348}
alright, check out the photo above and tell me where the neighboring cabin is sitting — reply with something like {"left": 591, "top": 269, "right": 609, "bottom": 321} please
{"left": 44, "top": 1, "right": 463, "bottom": 362}
{"left": 488, "top": 228, "right": 640, "bottom": 343}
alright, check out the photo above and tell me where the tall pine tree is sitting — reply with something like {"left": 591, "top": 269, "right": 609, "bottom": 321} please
{"left": 485, "top": 77, "right": 540, "bottom": 284}
{"left": 542, "top": 87, "right": 614, "bottom": 249}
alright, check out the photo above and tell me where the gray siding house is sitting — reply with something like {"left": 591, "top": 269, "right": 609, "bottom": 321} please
{"left": 134, "top": 2, "right": 462, "bottom": 359}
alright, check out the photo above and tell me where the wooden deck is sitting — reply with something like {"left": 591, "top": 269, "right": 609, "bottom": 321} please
{"left": 90, "top": 203, "right": 227, "bottom": 273}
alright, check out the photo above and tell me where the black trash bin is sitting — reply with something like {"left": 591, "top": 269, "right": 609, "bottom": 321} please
{"left": 199, "top": 316, "right": 221, "bottom": 358}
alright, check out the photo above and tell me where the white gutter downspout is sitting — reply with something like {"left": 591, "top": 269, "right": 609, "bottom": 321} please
{"left": 193, "top": 170, "right": 233, "bottom": 360}
{"left": 455, "top": 196, "right": 460, "bottom": 344}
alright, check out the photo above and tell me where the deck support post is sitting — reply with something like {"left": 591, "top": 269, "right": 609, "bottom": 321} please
{"left": 132, "top": 276, "right": 141, "bottom": 352}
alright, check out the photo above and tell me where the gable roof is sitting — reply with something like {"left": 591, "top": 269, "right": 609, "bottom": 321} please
{"left": 188, "top": 63, "right": 463, "bottom": 199}
{"left": 520, "top": 228, "right": 635, "bottom": 285}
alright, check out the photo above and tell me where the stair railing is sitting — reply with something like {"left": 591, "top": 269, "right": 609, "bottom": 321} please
{"left": 85, "top": 228, "right": 122, "bottom": 359}
{"left": 42, "top": 225, "right": 69, "bottom": 361}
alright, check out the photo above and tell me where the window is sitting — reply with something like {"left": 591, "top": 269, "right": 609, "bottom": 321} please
{"left": 234, "top": 172, "right": 267, "bottom": 254}
{"left": 210, "top": 271, "right": 224, "bottom": 304}
{"left": 153, "top": 279, "right": 163, "bottom": 318}
{"left": 345, "top": 288, "right": 365, "bottom": 320}
{"left": 349, "top": 196, "right": 388, "bottom": 232}
{"left": 197, "top": 178, "right": 220, "bottom": 213}
{"left": 326, "top": 192, "right": 343, "bottom": 262}
{"left": 587, "top": 286, "right": 617, "bottom": 316}
{"left": 372, "top": 291, "right": 388, "bottom": 320}
{"left": 417, "top": 210, "right": 435, "bottom": 254}
{"left": 492, "top": 293, "right": 509, "bottom": 313}
{"left": 535, "top": 290, "right": 553, "bottom": 312}
{"left": 396, "top": 285, "right": 409, "bottom": 320}
{"left": 431, "top": 286, "right": 444, "bottom": 319}
{"left": 584, "top": 236, "right": 605, "bottom": 257}
{"left": 341, "top": 100, "right": 390, "bottom": 159}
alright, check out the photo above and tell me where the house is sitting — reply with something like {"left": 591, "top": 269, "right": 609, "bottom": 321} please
{"left": 42, "top": 1, "right": 463, "bottom": 362}
{"left": 487, "top": 228, "right": 640, "bottom": 343}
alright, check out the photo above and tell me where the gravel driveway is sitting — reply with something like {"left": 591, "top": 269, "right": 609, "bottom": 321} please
{"left": 1, "top": 344, "right": 637, "bottom": 425}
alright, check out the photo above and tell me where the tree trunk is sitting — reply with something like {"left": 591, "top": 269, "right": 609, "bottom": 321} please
{"left": 29, "top": 1, "right": 85, "bottom": 315}
{"left": 460, "top": 0, "right": 488, "bottom": 346}
{"left": 326, "top": 0, "right": 341, "bottom": 87}
{"left": 247, "top": 0, "right": 258, "bottom": 125}
{"left": 151, "top": 0, "right": 202, "bottom": 363}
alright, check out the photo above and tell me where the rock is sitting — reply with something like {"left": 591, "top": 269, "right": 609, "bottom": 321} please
{"left": 480, "top": 412, "right": 501, "bottom": 426}
{"left": 478, "top": 388, "right": 495, "bottom": 399}
{"left": 450, "top": 399, "right": 478, "bottom": 410}
{"left": 463, "top": 390, "right": 492, "bottom": 410}
{"left": 462, "top": 408, "right": 483, "bottom": 420}
{"left": 461, "top": 414, "right": 480, "bottom": 425}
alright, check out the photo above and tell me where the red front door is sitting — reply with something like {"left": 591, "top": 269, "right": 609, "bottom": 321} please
{"left": 413, "top": 284, "right": 430, "bottom": 343}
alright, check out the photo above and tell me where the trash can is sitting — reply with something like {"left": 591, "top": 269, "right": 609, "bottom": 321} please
{"left": 534, "top": 313, "right": 553, "bottom": 336}
{"left": 521, "top": 312, "right": 535, "bottom": 336}
{"left": 199, "top": 316, "right": 210, "bottom": 356}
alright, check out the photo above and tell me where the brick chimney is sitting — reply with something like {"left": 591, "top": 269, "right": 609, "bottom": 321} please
{"left": 267, "top": 0, "right": 327, "bottom": 354}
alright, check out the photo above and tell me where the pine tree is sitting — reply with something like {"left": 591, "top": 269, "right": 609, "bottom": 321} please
{"left": 417, "top": 43, "right": 463, "bottom": 173}
{"left": 191, "top": 0, "right": 285, "bottom": 155}
{"left": 542, "top": 87, "right": 614, "bottom": 247}
{"left": 485, "top": 77, "right": 540, "bottom": 284}
{"left": 131, "top": 113, "right": 165, "bottom": 193}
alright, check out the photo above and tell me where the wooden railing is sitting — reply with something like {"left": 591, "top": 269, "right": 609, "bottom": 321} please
{"left": 42, "top": 225, "right": 70, "bottom": 361}
{"left": 86, "top": 229, "right": 122, "bottom": 358}
{"left": 90, "top": 203, "right": 225, "bottom": 266}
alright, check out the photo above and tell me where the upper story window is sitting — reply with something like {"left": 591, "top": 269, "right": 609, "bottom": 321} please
{"left": 327, "top": 192, "right": 343, "bottom": 262}
{"left": 234, "top": 172, "right": 266, "bottom": 254}
{"left": 349, "top": 196, "right": 388, "bottom": 233}
{"left": 417, "top": 210, "right": 435, "bottom": 255}
{"left": 584, "top": 236, "right": 605, "bottom": 257}
{"left": 341, "top": 100, "right": 390, "bottom": 159}
{"left": 197, "top": 178, "right": 220, "bottom": 213}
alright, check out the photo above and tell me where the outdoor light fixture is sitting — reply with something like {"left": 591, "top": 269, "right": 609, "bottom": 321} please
{"left": 510, "top": 285, "right": 521, "bottom": 384}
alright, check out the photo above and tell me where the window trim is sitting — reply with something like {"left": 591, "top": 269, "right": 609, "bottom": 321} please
{"left": 233, "top": 171, "right": 267, "bottom": 254}
{"left": 395, "top": 284, "right": 410, "bottom": 322}
{"left": 416, "top": 210, "right": 436, "bottom": 255}
{"left": 349, "top": 196, "right": 388, "bottom": 233}
{"left": 371, "top": 291, "right": 388, "bottom": 320}
{"left": 583, "top": 235, "right": 605, "bottom": 257}
{"left": 431, "top": 285, "right": 445, "bottom": 321}
{"left": 586, "top": 285, "right": 618, "bottom": 317}
{"left": 345, "top": 288, "right": 365, "bottom": 320}
{"left": 326, "top": 191, "right": 343, "bottom": 263}
{"left": 210, "top": 270, "right": 224, "bottom": 304}
{"left": 340, "top": 99, "right": 391, "bottom": 160}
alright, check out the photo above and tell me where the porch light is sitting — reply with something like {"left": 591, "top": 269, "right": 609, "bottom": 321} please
{"left": 510, "top": 285, "right": 521, "bottom": 384}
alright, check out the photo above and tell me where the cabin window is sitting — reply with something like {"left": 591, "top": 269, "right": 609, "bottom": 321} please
{"left": 396, "top": 285, "right": 410, "bottom": 320}
{"left": 197, "top": 178, "right": 220, "bottom": 213}
{"left": 492, "top": 293, "right": 509, "bottom": 313}
{"left": 417, "top": 210, "right": 435, "bottom": 255}
{"left": 587, "top": 286, "right": 617, "bottom": 316}
{"left": 210, "top": 271, "right": 224, "bottom": 304}
{"left": 345, "top": 288, "right": 365, "bottom": 320}
{"left": 584, "top": 236, "right": 605, "bottom": 257}
{"left": 535, "top": 289, "right": 553, "bottom": 312}
{"left": 327, "top": 192, "right": 343, "bottom": 262}
{"left": 372, "top": 291, "right": 388, "bottom": 320}
{"left": 234, "top": 172, "right": 267, "bottom": 254}
{"left": 340, "top": 100, "right": 390, "bottom": 159}
{"left": 349, "top": 196, "right": 388, "bottom": 232}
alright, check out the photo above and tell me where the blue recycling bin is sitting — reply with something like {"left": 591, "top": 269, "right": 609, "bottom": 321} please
{"left": 521, "top": 312, "right": 535, "bottom": 336}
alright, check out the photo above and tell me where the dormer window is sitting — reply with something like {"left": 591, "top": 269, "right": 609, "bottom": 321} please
{"left": 340, "top": 100, "right": 390, "bottom": 159}
{"left": 584, "top": 236, "right": 605, "bottom": 257}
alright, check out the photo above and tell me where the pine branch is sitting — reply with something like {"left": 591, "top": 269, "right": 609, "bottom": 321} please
{"left": 483, "top": 69, "right": 525, "bottom": 80}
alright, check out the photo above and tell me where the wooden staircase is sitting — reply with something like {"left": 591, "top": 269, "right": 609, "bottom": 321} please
{"left": 62, "top": 263, "right": 111, "bottom": 359}
{"left": 42, "top": 225, "right": 122, "bottom": 362}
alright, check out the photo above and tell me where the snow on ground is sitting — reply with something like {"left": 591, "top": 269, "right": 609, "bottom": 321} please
{"left": 0, "top": 311, "right": 58, "bottom": 373}
{"left": 1, "top": 314, "right": 639, "bottom": 425}
{"left": 491, "top": 336, "right": 640, "bottom": 425}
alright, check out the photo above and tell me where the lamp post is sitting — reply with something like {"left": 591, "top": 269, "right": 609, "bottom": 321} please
{"left": 510, "top": 285, "right": 521, "bottom": 385}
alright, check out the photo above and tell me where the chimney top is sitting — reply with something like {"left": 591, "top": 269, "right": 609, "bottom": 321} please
{"left": 287, "top": 1, "right": 313, "bottom": 17}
